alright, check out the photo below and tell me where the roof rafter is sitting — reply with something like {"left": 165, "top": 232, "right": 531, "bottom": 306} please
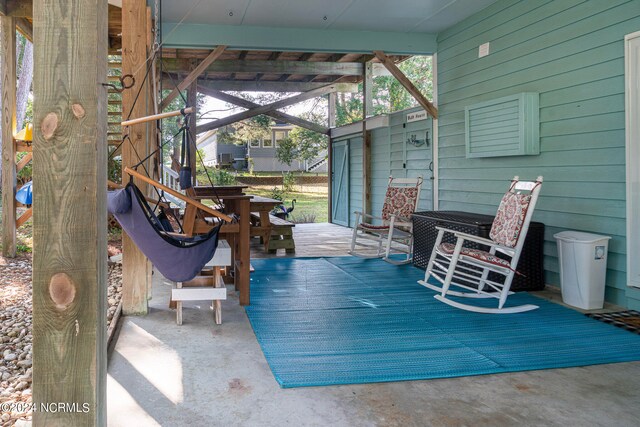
{"left": 197, "top": 86, "right": 329, "bottom": 135}
{"left": 196, "top": 82, "right": 349, "bottom": 133}
{"left": 160, "top": 45, "right": 227, "bottom": 110}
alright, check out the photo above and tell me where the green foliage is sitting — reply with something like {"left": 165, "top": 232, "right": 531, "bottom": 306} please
{"left": 269, "top": 187, "right": 286, "bottom": 202}
{"left": 211, "top": 169, "right": 236, "bottom": 185}
{"left": 282, "top": 171, "right": 296, "bottom": 192}
{"left": 16, "top": 153, "right": 32, "bottom": 184}
{"left": 335, "top": 56, "right": 433, "bottom": 126}
{"left": 160, "top": 90, "right": 207, "bottom": 164}
{"left": 108, "top": 157, "right": 122, "bottom": 184}
{"left": 274, "top": 112, "right": 328, "bottom": 167}
{"left": 217, "top": 115, "right": 271, "bottom": 146}
{"left": 275, "top": 137, "right": 296, "bottom": 166}
{"left": 16, "top": 243, "right": 31, "bottom": 254}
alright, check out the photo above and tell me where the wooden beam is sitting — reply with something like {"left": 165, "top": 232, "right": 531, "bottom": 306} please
{"left": 162, "top": 59, "right": 390, "bottom": 77}
{"left": 124, "top": 167, "right": 232, "bottom": 222}
{"left": 15, "top": 151, "right": 31, "bottom": 171}
{"left": 160, "top": 45, "right": 226, "bottom": 110}
{"left": 6, "top": 0, "right": 30, "bottom": 17}
{"left": 122, "top": 0, "right": 150, "bottom": 315}
{"left": 196, "top": 83, "right": 349, "bottom": 134}
{"left": 15, "top": 206, "right": 30, "bottom": 227}
{"left": 15, "top": 17, "right": 31, "bottom": 41}
{"left": 172, "top": 77, "right": 358, "bottom": 93}
{"left": 197, "top": 86, "right": 330, "bottom": 135}
{"left": 373, "top": 50, "right": 438, "bottom": 119}
{"left": 1, "top": 15, "right": 16, "bottom": 258}
{"left": 32, "top": 0, "right": 107, "bottom": 423}
{"left": 121, "top": 106, "right": 193, "bottom": 126}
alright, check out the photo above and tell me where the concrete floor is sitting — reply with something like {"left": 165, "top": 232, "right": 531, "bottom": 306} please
{"left": 107, "top": 223, "right": 640, "bottom": 427}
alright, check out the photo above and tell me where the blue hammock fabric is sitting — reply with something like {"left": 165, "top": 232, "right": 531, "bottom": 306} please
{"left": 108, "top": 183, "right": 221, "bottom": 282}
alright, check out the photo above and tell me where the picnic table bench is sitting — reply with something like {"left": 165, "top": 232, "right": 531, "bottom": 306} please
{"left": 250, "top": 212, "right": 296, "bottom": 254}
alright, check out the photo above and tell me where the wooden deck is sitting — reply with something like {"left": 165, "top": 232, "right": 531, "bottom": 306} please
{"left": 250, "top": 222, "right": 356, "bottom": 259}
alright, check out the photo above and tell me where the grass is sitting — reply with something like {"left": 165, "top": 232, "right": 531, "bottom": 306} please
{"left": 247, "top": 185, "right": 328, "bottom": 223}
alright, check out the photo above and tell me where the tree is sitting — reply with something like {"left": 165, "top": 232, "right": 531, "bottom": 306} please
{"left": 335, "top": 55, "right": 433, "bottom": 126}
{"left": 275, "top": 111, "right": 328, "bottom": 166}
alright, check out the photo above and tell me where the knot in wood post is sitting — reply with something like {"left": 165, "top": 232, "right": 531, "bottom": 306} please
{"left": 71, "top": 103, "right": 86, "bottom": 119}
{"left": 41, "top": 112, "right": 59, "bottom": 140}
{"left": 49, "top": 273, "right": 76, "bottom": 310}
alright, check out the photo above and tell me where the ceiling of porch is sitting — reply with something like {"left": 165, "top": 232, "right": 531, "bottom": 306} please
{"left": 159, "top": 0, "right": 496, "bottom": 34}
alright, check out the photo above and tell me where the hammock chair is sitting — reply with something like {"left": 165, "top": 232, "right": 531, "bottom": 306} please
{"left": 108, "top": 176, "right": 224, "bottom": 283}
{"left": 111, "top": 104, "right": 231, "bottom": 283}
{"left": 108, "top": 42, "right": 231, "bottom": 283}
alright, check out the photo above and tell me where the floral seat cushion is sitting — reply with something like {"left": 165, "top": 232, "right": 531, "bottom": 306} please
{"left": 438, "top": 243, "right": 513, "bottom": 270}
{"left": 381, "top": 186, "right": 419, "bottom": 222}
{"left": 489, "top": 191, "right": 532, "bottom": 248}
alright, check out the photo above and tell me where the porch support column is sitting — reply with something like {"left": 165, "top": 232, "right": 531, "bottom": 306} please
{"left": 362, "top": 61, "right": 373, "bottom": 216}
{"left": 122, "top": 0, "right": 151, "bottom": 315}
{"left": 328, "top": 92, "right": 336, "bottom": 128}
{"left": 187, "top": 79, "right": 197, "bottom": 186}
{"left": 32, "top": 0, "right": 108, "bottom": 423}
{"left": 1, "top": 15, "right": 16, "bottom": 258}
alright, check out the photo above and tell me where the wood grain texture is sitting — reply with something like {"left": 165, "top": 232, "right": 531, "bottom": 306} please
{"left": 121, "top": 0, "right": 150, "bottom": 315}
{"left": 160, "top": 45, "right": 226, "bottom": 110}
{"left": 32, "top": 0, "right": 108, "bottom": 424}
{"left": 1, "top": 16, "right": 16, "bottom": 258}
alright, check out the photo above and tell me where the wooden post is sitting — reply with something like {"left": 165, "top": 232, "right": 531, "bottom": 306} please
{"left": 32, "top": 0, "right": 108, "bottom": 424}
{"left": 1, "top": 16, "right": 16, "bottom": 258}
{"left": 328, "top": 92, "right": 336, "bottom": 128}
{"left": 363, "top": 131, "right": 372, "bottom": 216}
{"left": 122, "top": 0, "right": 150, "bottom": 315}
{"left": 363, "top": 61, "right": 373, "bottom": 119}
{"left": 362, "top": 61, "right": 372, "bottom": 216}
{"left": 327, "top": 137, "right": 333, "bottom": 223}
{"left": 187, "top": 79, "right": 197, "bottom": 186}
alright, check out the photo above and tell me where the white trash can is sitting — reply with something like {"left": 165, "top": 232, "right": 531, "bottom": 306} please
{"left": 553, "top": 231, "right": 611, "bottom": 310}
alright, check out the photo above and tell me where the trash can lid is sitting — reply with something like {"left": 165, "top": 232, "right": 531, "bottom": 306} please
{"left": 553, "top": 231, "right": 612, "bottom": 243}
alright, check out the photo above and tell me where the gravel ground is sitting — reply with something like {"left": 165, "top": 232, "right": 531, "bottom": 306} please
{"left": 0, "top": 255, "right": 122, "bottom": 426}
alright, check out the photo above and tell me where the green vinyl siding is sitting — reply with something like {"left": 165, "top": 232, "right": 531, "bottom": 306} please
{"left": 349, "top": 136, "right": 363, "bottom": 228}
{"left": 436, "top": 0, "right": 640, "bottom": 307}
{"left": 370, "top": 127, "right": 391, "bottom": 218}
{"left": 389, "top": 108, "right": 434, "bottom": 212}
{"left": 331, "top": 108, "right": 433, "bottom": 229}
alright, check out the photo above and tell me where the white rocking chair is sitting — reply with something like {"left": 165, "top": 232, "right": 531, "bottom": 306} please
{"left": 418, "top": 176, "right": 543, "bottom": 314}
{"left": 349, "top": 176, "right": 423, "bottom": 265}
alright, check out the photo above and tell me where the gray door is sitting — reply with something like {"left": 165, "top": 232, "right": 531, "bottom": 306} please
{"left": 331, "top": 140, "right": 349, "bottom": 226}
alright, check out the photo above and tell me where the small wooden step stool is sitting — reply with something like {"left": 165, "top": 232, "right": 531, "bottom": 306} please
{"left": 172, "top": 240, "right": 231, "bottom": 325}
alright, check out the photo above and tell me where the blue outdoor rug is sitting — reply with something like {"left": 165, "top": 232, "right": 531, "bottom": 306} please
{"left": 245, "top": 257, "right": 640, "bottom": 388}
